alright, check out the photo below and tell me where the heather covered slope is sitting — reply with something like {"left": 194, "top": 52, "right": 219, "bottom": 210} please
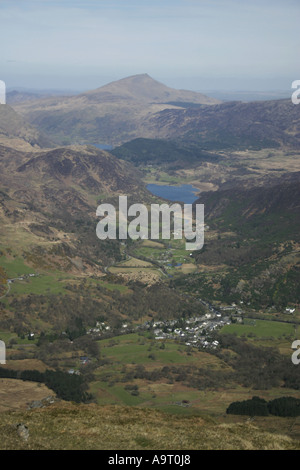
{"left": 198, "top": 171, "right": 300, "bottom": 232}
{"left": 0, "top": 143, "right": 144, "bottom": 272}
{"left": 0, "top": 402, "right": 298, "bottom": 450}
{"left": 146, "top": 99, "right": 300, "bottom": 150}
{"left": 178, "top": 172, "right": 300, "bottom": 308}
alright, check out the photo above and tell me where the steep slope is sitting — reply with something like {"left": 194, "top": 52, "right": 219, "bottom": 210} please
{"left": 147, "top": 99, "right": 300, "bottom": 150}
{"left": 0, "top": 104, "right": 53, "bottom": 150}
{"left": 16, "top": 145, "right": 140, "bottom": 194}
{"left": 0, "top": 144, "right": 144, "bottom": 272}
{"left": 185, "top": 172, "right": 300, "bottom": 308}
{"left": 0, "top": 402, "right": 298, "bottom": 450}
{"left": 198, "top": 171, "right": 300, "bottom": 231}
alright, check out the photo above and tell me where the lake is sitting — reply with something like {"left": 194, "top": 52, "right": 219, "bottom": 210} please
{"left": 146, "top": 183, "right": 200, "bottom": 204}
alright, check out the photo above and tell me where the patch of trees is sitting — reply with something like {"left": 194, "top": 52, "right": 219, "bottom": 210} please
{"left": 121, "top": 334, "right": 300, "bottom": 393}
{"left": 124, "top": 384, "right": 139, "bottom": 396}
{"left": 268, "top": 396, "right": 300, "bottom": 417}
{"left": 123, "top": 364, "right": 230, "bottom": 391}
{"left": 227, "top": 396, "right": 300, "bottom": 417}
{"left": 193, "top": 238, "right": 273, "bottom": 268}
{"left": 227, "top": 396, "right": 269, "bottom": 416}
{"left": 2, "top": 280, "right": 205, "bottom": 337}
{"left": 4, "top": 292, "right": 121, "bottom": 336}
{"left": 35, "top": 333, "right": 100, "bottom": 369}
{"left": 171, "top": 258, "right": 300, "bottom": 309}
{"left": 112, "top": 138, "right": 220, "bottom": 168}
{"left": 0, "top": 367, "right": 92, "bottom": 403}
{"left": 217, "top": 334, "right": 300, "bottom": 390}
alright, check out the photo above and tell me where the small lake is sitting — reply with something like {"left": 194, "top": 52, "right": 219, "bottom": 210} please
{"left": 146, "top": 183, "right": 200, "bottom": 204}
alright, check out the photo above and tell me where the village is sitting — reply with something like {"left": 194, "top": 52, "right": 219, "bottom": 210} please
{"left": 87, "top": 301, "right": 232, "bottom": 351}
{"left": 141, "top": 311, "right": 231, "bottom": 349}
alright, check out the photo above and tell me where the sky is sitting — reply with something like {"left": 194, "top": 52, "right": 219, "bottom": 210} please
{"left": 0, "top": 0, "right": 299, "bottom": 92}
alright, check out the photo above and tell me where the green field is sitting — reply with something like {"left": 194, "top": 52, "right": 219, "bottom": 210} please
{"left": 129, "top": 237, "right": 196, "bottom": 278}
{"left": 8, "top": 274, "right": 67, "bottom": 296}
{"left": 143, "top": 169, "right": 187, "bottom": 185}
{"left": 98, "top": 333, "right": 206, "bottom": 365}
{"left": 0, "top": 256, "right": 35, "bottom": 278}
{"left": 220, "top": 318, "right": 295, "bottom": 339}
{"left": 89, "top": 332, "right": 300, "bottom": 417}
{"left": 0, "top": 329, "right": 37, "bottom": 345}
{"left": 91, "top": 333, "right": 229, "bottom": 412}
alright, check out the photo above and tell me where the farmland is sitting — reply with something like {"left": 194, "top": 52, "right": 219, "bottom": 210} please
{"left": 85, "top": 331, "right": 300, "bottom": 419}
{"left": 221, "top": 318, "right": 296, "bottom": 339}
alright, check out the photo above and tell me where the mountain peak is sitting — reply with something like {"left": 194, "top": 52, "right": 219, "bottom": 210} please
{"left": 84, "top": 73, "right": 219, "bottom": 105}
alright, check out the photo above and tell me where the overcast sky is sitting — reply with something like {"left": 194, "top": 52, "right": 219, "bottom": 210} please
{"left": 0, "top": 0, "right": 299, "bottom": 91}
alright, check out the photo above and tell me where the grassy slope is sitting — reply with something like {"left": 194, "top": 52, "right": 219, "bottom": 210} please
{"left": 0, "top": 401, "right": 298, "bottom": 450}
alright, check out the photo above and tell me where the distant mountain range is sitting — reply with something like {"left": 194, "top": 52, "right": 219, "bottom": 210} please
{"left": 0, "top": 72, "right": 299, "bottom": 274}
{"left": 11, "top": 74, "right": 219, "bottom": 146}
{"left": 6, "top": 90, "right": 53, "bottom": 104}
{"left": 10, "top": 74, "right": 299, "bottom": 151}
{"left": 149, "top": 99, "right": 300, "bottom": 150}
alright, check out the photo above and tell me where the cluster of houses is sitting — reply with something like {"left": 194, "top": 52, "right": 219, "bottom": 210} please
{"left": 8, "top": 273, "right": 38, "bottom": 284}
{"left": 145, "top": 312, "right": 231, "bottom": 349}
{"left": 285, "top": 307, "right": 296, "bottom": 314}
{"left": 87, "top": 321, "right": 111, "bottom": 335}
{"left": 86, "top": 309, "right": 231, "bottom": 350}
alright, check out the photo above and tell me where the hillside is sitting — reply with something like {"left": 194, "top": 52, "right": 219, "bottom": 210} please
{"left": 82, "top": 73, "right": 219, "bottom": 105}
{"left": 0, "top": 401, "right": 298, "bottom": 450}
{"left": 147, "top": 99, "right": 300, "bottom": 150}
{"left": 0, "top": 104, "right": 53, "bottom": 150}
{"left": 0, "top": 144, "right": 144, "bottom": 273}
{"left": 12, "top": 74, "right": 220, "bottom": 146}
{"left": 16, "top": 145, "right": 140, "bottom": 194}
{"left": 11, "top": 76, "right": 300, "bottom": 151}
{"left": 174, "top": 172, "right": 300, "bottom": 308}
{"left": 199, "top": 171, "right": 300, "bottom": 227}
{"left": 1, "top": 79, "right": 300, "bottom": 452}
{"left": 112, "top": 137, "right": 222, "bottom": 168}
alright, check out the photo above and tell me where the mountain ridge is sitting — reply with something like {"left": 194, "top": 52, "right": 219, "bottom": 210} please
{"left": 0, "top": 143, "right": 145, "bottom": 273}
{"left": 81, "top": 73, "right": 220, "bottom": 105}
{"left": 11, "top": 74, "right": 220, "bottom": 146}
{"left": 12, "top": 75, "right": 300, "bottom": 149}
